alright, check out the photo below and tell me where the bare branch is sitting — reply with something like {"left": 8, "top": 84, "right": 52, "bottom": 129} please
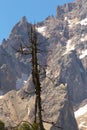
{"left": 12, "top": 45, "right": 32, "bottom": 55}
{"left": 11, "top": 121, "right": 34, "bottom": 130}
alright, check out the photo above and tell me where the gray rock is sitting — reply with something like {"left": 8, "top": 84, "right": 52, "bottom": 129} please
{"left": 0, "top": 83, "right": 78, "bottom": 130}
{"left": 0, "top": 0, "right": 87, "bottom": 129}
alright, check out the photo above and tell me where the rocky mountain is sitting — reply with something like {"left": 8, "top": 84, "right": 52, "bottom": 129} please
{"left": 0, "top": 0, "right": 87, "bottom": 129}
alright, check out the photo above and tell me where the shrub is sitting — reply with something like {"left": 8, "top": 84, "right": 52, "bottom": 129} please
{"left": 31, "top": 122, "right": 39, "bottom": 130}
{"left": 19, "top": 123, "right": 31, "bottom": 130}
{"left": 0, "top": 120, "right": 5, "bottom": 130}
{"left": 17, "top": 122, "right": 39, "bottom": 130}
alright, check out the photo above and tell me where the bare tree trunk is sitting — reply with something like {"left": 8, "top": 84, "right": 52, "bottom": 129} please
{"left": 30, "top": 26, "right": 45, "bottom": 130}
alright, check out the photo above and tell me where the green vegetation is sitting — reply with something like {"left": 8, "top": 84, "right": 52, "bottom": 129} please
{"left": 19, "top": 122, "right": 31, "bottom": 130}
{"left": 0, "top": 120, "right": 5, "bottom": 130}
{"left": 0, "top": 120, "right": 39, "bottom": 130}
{"left": 19, "top": 122, "right": 39, "bottom": 130}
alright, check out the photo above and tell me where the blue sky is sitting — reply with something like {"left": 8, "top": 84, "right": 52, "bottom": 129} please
{"left": 0, "top": 0, "right": 74, "bottom": 43}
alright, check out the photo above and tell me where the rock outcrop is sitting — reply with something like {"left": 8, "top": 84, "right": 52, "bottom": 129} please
{"left": 0, "top": 0, "right": 87, "bottom": 129}
{"left": 0, "top": 83, "right": 78, "bottom": 130}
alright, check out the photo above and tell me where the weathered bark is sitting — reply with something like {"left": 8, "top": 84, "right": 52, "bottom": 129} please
{"left": 29, "top": 26, "right": 45, "bottom": 130}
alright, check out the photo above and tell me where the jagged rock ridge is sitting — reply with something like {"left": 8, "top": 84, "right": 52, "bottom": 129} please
{"left": 0, "top": 0, "right": 87, "bottom": 129}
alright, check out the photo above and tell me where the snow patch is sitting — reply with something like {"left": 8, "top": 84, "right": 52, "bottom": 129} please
{"left": 0, "top": 96, "right": 4, "bottom": 99}
{"left": 68, "top": 18, "right": 78, "bottom": 28}
{"left": 68, "top": 20, "right": 72, "bottom": 27}
{"left": 79, "top": 50, "right": 87, "bottom": 59}
{"left": 63, "top": 39, "right": 75, "bottom": 55}
{"left": 81, "top": 35, "right": 87, "bottom": 42}
{"left": 16, "top": 73, "right": 28, "bottom": 90}
{"left": 81, "top": 34, "right": 85, "bottom": 37}
{"left": 79, "top": 122, "right": 87, "bottom": 128}
{"left": 77, "top": 17, "right": 87, "bottom": 26}
{"left": 66, "top": 40, "right": 75, "bottom": 51}
{"left": 74, "top": 104, "right": 87, "bottom": 118}
{"left": 36, "top": 26, "right": 46, "bottom": 36}
{"left": 81, "top": 38, "right": 85, "bottom": 42}
{"left": 64, "top": 17, "right": 68, "bottom": 20}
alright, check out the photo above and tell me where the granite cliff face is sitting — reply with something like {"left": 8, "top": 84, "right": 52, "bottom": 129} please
{"left": 0, "top": 0, "right": 87, "bottom": 129}
{"left": 0, "top": 82, "right": 78, "bottom": 130}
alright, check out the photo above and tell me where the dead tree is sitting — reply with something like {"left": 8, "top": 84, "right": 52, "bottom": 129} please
{"left": 29, "top": 26, "right": 45, "bottom": 130}
{"left": 15, "top": 25, "right": 45, "bottom": 130}
{"left": 14, "top": 24, "right": 62, "bottom": 130}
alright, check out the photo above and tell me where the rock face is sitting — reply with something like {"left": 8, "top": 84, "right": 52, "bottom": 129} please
{"left": 0, "top": 0, "right": 87, "bottom": 129}
{"left": 0, "top": 83, "right": 78, "bottom": 130}
{"left": 56, "top": 0, "right": 87, "bottom": 20}
{"left": 0, "top": 17, "right": 31, "bottom": 93}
